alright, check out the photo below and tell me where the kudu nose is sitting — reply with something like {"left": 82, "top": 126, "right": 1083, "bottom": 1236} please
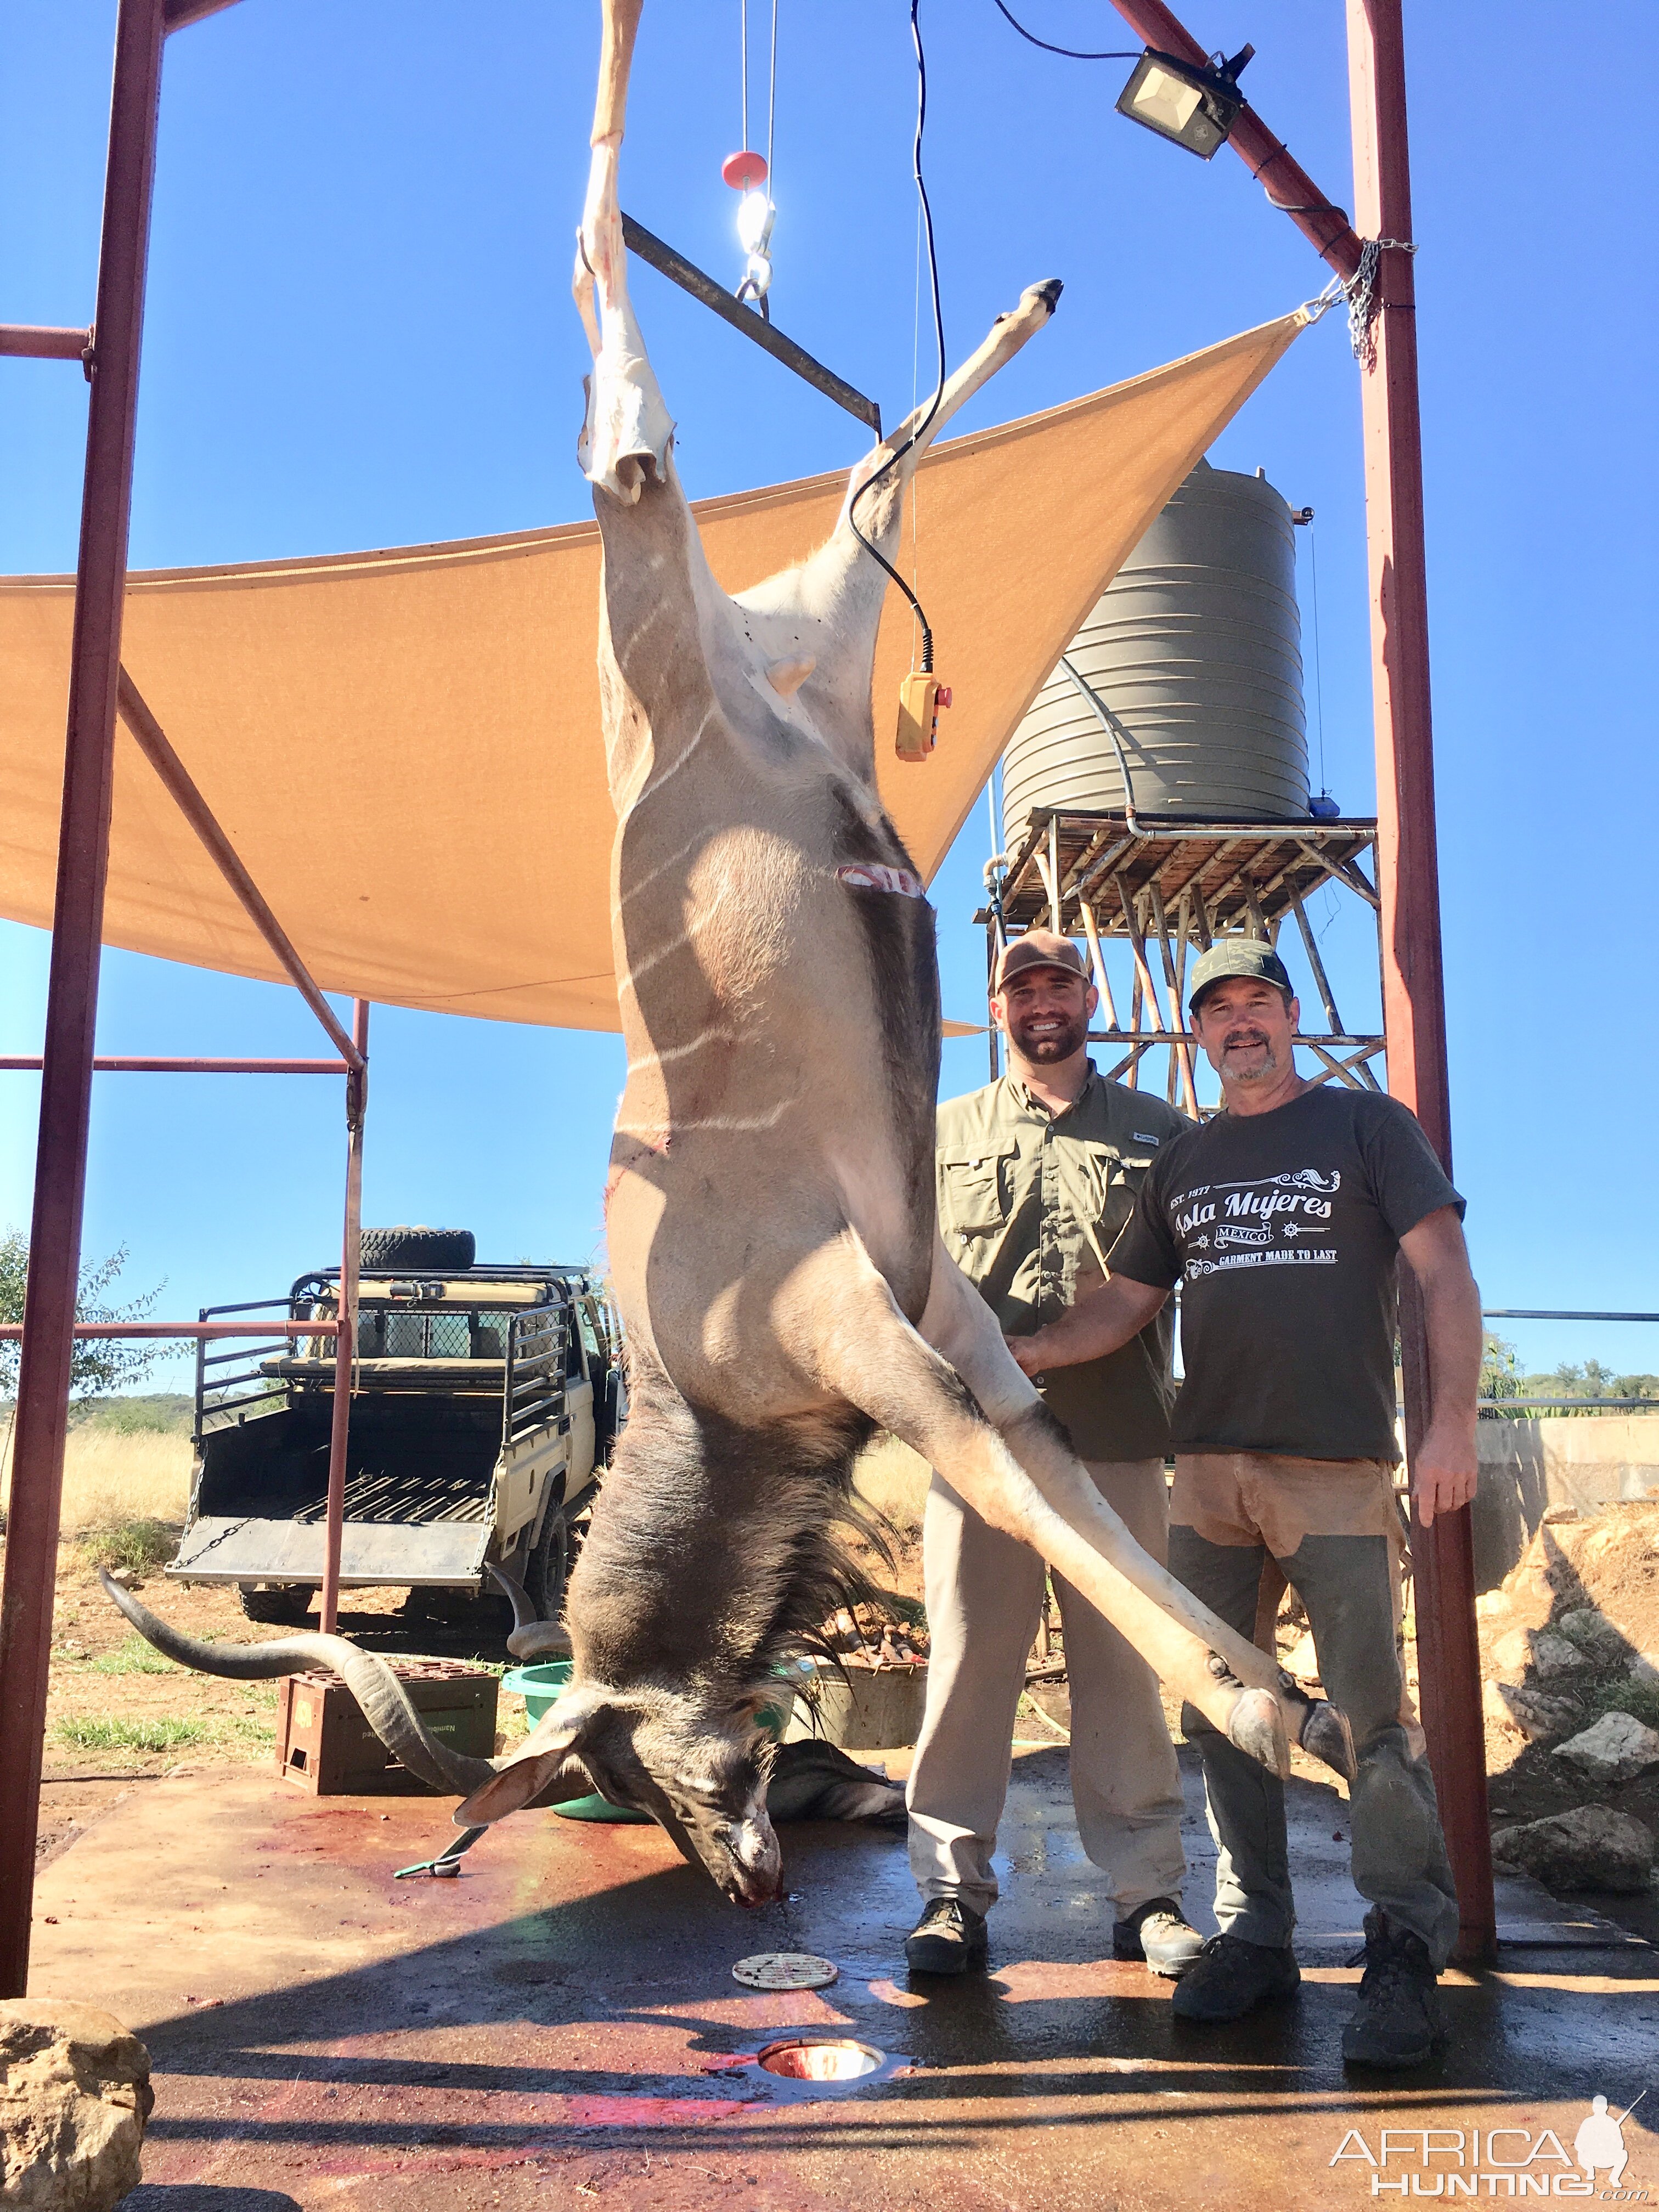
{"left": 725, "top": 1816, "right": 782, "bottom": 1906}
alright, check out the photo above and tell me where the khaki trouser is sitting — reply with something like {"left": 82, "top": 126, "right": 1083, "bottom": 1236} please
{"left": 907, "top": 1457, "right": 1186, "bottom": 1921}
{"left": 1168, "top": 1452, "right": 1460, "bottom": 1971}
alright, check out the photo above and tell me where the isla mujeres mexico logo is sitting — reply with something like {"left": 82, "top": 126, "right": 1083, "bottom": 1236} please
{"left": 1329, "top": 2095, "right": 1648, "bottom": 2198}
{"left": 1175, "top": 1168, "right": 1342, "bottom": 1279}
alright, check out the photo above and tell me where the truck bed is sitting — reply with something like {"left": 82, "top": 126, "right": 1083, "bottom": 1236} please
{"left": 168, "top": 1395, "right": 500, "bottom": 1589}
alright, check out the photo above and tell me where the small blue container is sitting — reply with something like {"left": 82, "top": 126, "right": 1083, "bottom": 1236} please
{"left": 499, "top": 1659, "right": 798, "bottom": 1824}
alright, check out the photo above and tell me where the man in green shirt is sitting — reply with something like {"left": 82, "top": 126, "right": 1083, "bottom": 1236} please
{"left": 905, "top": 930, "right": 1204, "bottom": 1980}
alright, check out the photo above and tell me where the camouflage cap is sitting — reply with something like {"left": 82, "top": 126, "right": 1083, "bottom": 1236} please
{"left": 992, "top": 929, "right": 1089, "bottom": 994}
{"left": 1187, "top": 938, "right": 1294, "bottom": 1014}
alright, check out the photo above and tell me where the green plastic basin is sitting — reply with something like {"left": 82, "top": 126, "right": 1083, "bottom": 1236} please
{"left": 499, "top": 1659, "right": 800, "bottom": 1824}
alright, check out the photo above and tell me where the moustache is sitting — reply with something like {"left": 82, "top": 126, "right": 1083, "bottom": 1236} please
{"left": 1222, "top": 1031, "right": 1271, "bottom": 1049}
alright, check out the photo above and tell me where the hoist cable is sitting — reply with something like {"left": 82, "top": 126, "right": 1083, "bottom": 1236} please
{"left": 739, "top": 0, "right": 749, "bottom": 148}
{"left": 848, "top": 0, "right": 945, "bottom": 672}
{"left": 1307, "top": 518, "right": 1327, "bottom": 797}
{"left": 766, "top": 0, "right": 778, "bottom": 181}
{"left": 988, "top": 1, "right": 1136, "bottom": 63}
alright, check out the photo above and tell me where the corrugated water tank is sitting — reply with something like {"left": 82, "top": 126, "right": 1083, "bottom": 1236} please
{"left": 1001, "top": 459, "right": 1310, "bottom": 825}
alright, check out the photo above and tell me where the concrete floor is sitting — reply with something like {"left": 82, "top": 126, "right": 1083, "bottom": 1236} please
{"left": 28, "top": 1746, "right": 1659, "bottom": 2212}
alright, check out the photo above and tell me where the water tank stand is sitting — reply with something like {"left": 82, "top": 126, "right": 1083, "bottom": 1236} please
{"left": 979, "top": 808, "right": 1383, "bottom": 1112}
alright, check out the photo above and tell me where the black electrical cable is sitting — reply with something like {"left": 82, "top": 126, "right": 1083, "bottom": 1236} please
{"left": 847, "top": 0, "right": 946, "bottom": 673}
{"left": 988, "top": 0, "right": 1137, "bottom": 63}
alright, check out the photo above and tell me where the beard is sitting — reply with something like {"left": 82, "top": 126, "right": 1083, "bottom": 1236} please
{"left": 1212, "top": 1027, "right": 1282, "bottom": 1084}
{"left": 1008, "top": 1007, "right": 1090, "bottom": 1064}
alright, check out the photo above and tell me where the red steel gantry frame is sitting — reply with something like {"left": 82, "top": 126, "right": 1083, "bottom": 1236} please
{"left": 1104, "top": 0, "right": 1490, "bottom": 1962}
{"left": 0, "top": 0, "right": 1489, "bottom": 1994}
{"left": 0, "top": 0, "right": 371, "bottom": 1996}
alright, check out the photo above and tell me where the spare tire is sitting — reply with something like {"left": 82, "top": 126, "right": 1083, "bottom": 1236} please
{"left": 359, "top": 1226, "right": 476, "bottom": 1271}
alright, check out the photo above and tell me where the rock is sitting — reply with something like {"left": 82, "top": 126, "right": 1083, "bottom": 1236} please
{"left": 1541, "top": 1505, "right": 1581, "bottom": 1527}
{"left": 1484, "top": 1679, "right": 1522, "bottom": 1733}
{"left": 0, "top": 2000, "right": 151, "bottom": 2210}
{"left": 100, "top": 1568, "right": 138, "bottom": 1591}
{"left": 1280, "top": 1630, "right": 1320, "bottom": 1684}
{"left": 1491, "top": 1626, "right": 1536, "bottom": 1677}
{"left": 1531, "top": 1628, "right": 1592, "bottom": 1678}
{"left": 1629, "top": 1652, "right": 1659, "bottom": 1688}
{"left": 1556, "top": 1607, "right": 1632, "bottom": 1667}
{"left": 1553, "top": 1711, "right": 1659, "bottom": 1783}
{"left": 1488, "top": 1680, "right": 1584, "bottom": 1743}
{"left": 1490, "top": 1805, "right": 1656, "bottom": 1893}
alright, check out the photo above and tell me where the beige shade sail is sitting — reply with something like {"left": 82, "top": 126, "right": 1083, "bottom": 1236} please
{"left": 0, "top": 312, "right": 1302, "bottom": 1032}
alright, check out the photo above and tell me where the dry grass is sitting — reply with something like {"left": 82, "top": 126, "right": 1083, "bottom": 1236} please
{"left": 851, "top": 1432, "right": 930, "bottom": 1544}
{"left": 0, "top": 1419, "right": 191, "bottom": 1539}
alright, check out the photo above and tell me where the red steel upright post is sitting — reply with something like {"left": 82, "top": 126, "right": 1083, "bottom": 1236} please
{"left": 1347, "top": 0, "right": 1494, "bottom": 1962}
{"left": 319, "top": 1001, "right": 369, "bottom": 1634}
{"left": 0, "top": 0, "right": 168, "bottom": 2000}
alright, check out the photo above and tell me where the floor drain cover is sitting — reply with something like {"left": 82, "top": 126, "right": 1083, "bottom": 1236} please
{"left": 731, "top": 1952, "right": 839, "bottom": 1991}
{"left": 758, "top": 2037, "right": 882, "bottom": 2081}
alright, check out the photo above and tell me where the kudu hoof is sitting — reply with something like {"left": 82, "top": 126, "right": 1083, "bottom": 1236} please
{"left": 1224, "top": 1686, "right": 1291, "bottom": 1780}
{"left": 1280, "top": 1675, "right": 1359, "bottom": 1782}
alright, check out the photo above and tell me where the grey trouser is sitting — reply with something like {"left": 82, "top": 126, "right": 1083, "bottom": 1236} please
{"left": 1167, "top": 1452, "right": 1460, "bottom": 1971}
{"left": 907, "top": 1457, "right": 1186, "bottom": 1920}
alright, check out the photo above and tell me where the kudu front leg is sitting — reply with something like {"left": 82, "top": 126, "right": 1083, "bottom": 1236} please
{"left": 806, "top": 1257, "right": 1313, "bottom": 1775}
{"left": 917, "top": 1240, "right": 1356, "bottom": 1780}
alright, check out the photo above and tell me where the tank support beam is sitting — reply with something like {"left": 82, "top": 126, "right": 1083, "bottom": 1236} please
{"left": 984, "top": 814, "right": 1386, "bottom": 1105}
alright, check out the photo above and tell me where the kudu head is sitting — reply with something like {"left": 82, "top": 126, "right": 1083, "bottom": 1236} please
{"left": 458, "top": 1678, "right": 785, "bottom": 1907}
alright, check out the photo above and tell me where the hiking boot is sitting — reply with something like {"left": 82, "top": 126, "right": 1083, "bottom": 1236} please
{"left": 1113, "top": 1898, "right": 1206, "bottom": 1979}
{"left": 1341, "top": 1909, "right": 1446, "bottom": 2069}
{"left": 1170, "top": 1932, "right": 1300, "bottom": 2021}
{"left": 905, "top": 1897, "right": 988, "bottom": 1975}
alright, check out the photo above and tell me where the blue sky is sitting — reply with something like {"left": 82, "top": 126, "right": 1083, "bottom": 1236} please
{"left": 3, "top": 1, "right": 1655, "bottom": 1387}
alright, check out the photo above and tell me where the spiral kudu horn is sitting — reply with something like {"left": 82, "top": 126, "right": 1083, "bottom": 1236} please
{"left": 100, "top": 1570, "right": 498, "bottom": 1796}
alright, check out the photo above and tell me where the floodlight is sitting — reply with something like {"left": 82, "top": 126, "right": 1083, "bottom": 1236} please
{"left": 1116, "top": 44, "right": 1253, "bottom": 160}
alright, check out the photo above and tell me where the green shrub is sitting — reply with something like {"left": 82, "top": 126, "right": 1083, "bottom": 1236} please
{"left": 55, "top": 1713, "right": 202, "bottom": 1752}
{"left": 80, "top": 1520, "right": 176, "bottom": 1573}
{"left": 1585, "top": 1677, "right": 1659, "bottom": 1731}
{"left": 88, "top": 1398, "right": 192, "bottom": 1436}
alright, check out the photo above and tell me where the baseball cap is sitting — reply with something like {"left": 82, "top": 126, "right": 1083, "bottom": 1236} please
{"left": 992, "top": 929, "right": 1089, "bottom": 994}
{"left": 1187, "top": 938, "right": 1294, "bottom": 1014}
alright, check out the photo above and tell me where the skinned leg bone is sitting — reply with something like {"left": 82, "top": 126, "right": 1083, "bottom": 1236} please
{"left": 574, "top": 0, "right": 673, "bottom": 498}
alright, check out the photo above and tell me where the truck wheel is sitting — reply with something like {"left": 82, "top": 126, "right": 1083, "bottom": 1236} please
{"left": 359, "top": 1226, "right": 476, "bottom": 1271}
{"left": 526, "top": 1506, "right": 569, "bottom": 1624}
{"left": 239, "top": 1584, "right": 315, "bottom": 1627}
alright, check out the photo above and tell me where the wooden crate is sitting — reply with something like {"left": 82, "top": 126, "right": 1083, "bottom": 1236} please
{"left": 275, "top": 1661, "right": 498, "bottom": 1795}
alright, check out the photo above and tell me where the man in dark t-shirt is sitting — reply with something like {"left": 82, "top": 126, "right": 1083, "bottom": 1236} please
{"left": 1008, "top": 939, "right": 1481, "bottom": 2071}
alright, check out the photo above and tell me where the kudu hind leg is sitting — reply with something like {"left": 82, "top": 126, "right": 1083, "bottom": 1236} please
{"left": 577, "top": 0, "right": 672, "bottom": 496}
{"left": 816, "top": 1285, "right": 1290, "bottom": 1773}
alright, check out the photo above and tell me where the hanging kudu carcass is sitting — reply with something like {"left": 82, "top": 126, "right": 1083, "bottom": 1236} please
{"left": 109, "top": 0, "right": 1352, "bottom": 1907}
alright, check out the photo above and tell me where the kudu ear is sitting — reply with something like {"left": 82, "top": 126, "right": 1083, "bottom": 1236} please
{"left": 454, "top": 1685, "right": 608, "bottom": 1827}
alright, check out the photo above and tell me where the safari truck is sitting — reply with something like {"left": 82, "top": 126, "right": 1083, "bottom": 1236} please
{"left": 165, "top": 1227, "right": 624, "bottom": 1626}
